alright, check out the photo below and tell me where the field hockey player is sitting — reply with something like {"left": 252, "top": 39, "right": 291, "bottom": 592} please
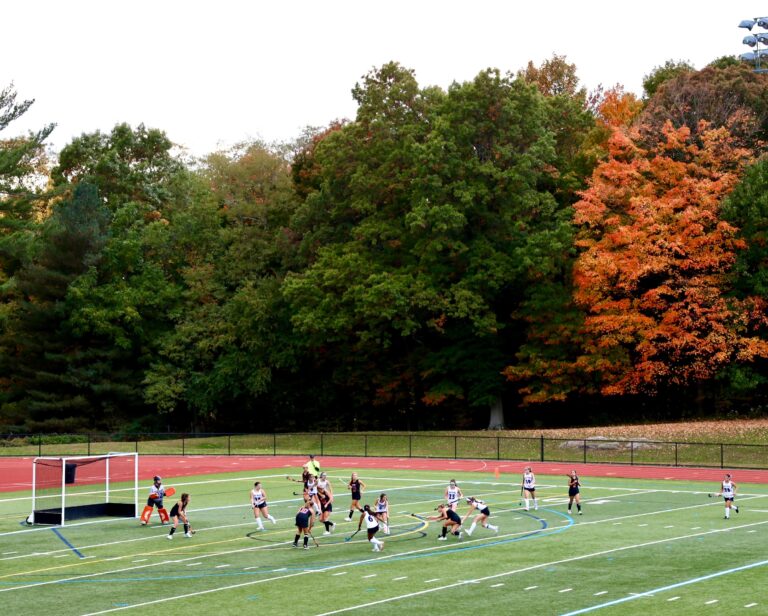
{"left": 358, "top": 504, "right": 384, "bottom": 552}
{"left": 462, "top": 496, "right": 498, "bottom": 536}
{"left": 167, "top": 493, "right": 192, "bottom": 539}
{"left": 140, "top": 475, "right": 170, "bottom": 525}
{"left": 250, "top": 481, "right": 277, "bottom": 530}
{"left": 374, "top": 492, "right": 390, "bottom": 534}
{"left": 318, "top": 486, "right": 336, "bottom": 534}
{"left": 344, "top": 472, "right": 366, "bottom": 521}
{"left": 293, "top": 498, "right": 315, "bottom": 549}
{"left": 429, "top": 503, "right": 463, "bottom": 540}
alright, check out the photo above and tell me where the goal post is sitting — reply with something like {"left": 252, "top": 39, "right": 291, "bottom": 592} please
{"left": 30, "top": 452, "right": 138, "bottom": 526}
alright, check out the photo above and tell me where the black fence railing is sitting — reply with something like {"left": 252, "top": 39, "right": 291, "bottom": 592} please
{"left": 1, "top": 433, "right": 767, "bottom": 470}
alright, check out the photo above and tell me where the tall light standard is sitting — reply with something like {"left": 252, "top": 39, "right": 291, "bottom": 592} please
{"left": 740, "top": 17, "right": 768, "bottom": 73}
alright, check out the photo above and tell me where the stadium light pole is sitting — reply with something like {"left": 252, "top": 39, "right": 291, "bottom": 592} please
{"left": 739, "top": 17, "right": 768, "bottom": 73}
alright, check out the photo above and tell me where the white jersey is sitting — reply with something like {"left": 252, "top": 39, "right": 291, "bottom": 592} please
{"left": 722, "top": 480, "right": 735, "bottom": 499}
{"left": 364, "top": 512, "right": 379, "bottom": 529}
{"left": 523, "top": 473, "right": 536, "bottom": 490}
{"left": 375, "top": 499, "right": 388, "bottom": 513}
{"left": 317, "top": 478, "right": 330, "bottom": 492}
{"left": 251, "top": 488, "right": 266, "bottom": 506}
{"left": 306, "top": 477, "right": 318, "bottom": 496}
{"left": 446, "top": 485, "right": 461, "bottom": 504}
{"left": 471, "top": 499, "right": 487, "bottom": 510}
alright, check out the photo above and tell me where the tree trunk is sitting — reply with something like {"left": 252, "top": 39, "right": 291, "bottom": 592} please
{"left": 487, "top": 397, "right": 505, "bottom": 430}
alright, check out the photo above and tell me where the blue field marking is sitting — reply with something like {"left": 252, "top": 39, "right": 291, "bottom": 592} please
{"left": 51, "top": 528, "right": 85, "bottom": 559}
{"left": 560, "top": 558, "right": 768, "bottom": 615}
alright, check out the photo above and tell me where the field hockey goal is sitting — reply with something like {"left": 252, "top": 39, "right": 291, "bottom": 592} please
{"left": 29, "top": 452, "right": 138, "bottom": 526}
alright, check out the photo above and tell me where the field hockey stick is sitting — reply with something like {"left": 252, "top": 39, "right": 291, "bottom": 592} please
{"left": 344, "top": 529, "right": 361, "bottom": 542}
{"left": 410, "top": 513, "right": 426, "bottom": 520}
{"left": 308, "top": 529, "right": 319, "bottom": 547}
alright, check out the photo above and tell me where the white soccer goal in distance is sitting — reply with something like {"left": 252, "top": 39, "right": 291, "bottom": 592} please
{"left": 30, "top": 452, "right": 139, "bottom": 526}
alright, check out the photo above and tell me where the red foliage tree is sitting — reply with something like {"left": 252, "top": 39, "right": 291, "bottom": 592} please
{"left": 573, "top": 121, "right": 768, "bottom": 395}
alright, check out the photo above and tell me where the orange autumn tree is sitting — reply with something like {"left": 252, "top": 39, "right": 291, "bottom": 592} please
{"left": 573, "top": 121, "right": 768, "bottom": 395}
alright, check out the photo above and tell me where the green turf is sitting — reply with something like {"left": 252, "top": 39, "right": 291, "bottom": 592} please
{"left": 1, "top": 467, "right": 767, "bottom": 615}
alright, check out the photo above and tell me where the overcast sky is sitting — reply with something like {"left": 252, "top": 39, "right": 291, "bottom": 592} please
{"left": 1, "top": 1, "right": 764, "bottom": 156}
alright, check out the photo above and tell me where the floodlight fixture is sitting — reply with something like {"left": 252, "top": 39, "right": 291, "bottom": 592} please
{"left": 744, "top": 35, "right": 758, "bottom": 47}
{"left": 758, "top": 17, "right": 768, "bottom": 29}
{"left": 757, "top": 33, "right": 768, "bottom": 45}
{"left": 739, "top": 19, "right": 757, "bottom": 30}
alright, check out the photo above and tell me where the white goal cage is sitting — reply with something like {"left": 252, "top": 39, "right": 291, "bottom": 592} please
{"left": 30, "top": 452, "right": 139, "bottom": 526}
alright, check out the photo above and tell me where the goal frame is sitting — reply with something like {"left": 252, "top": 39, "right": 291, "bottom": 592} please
{"left": 31, "top": 452, "right": 139, "bottom": 526}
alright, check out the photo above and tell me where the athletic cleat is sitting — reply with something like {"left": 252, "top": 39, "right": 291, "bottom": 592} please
{"left": 735, "top": 506, "right": 740, "bottom": 513}
{"left": 323, "top": 531, "right": 331, "bottom": 535}
{"left": 579, "top": 511, "right": 583, "bottom": 515}
{"left": 166, "top": 534, "right": 173, "bottom": 540}
{"left": 494, "top": 527, "right": 499, "bottom": 533}
{"left": 372, "top": 546, "right": 379, "bottom": 552}
{"left": 293, "top": 543, "right": 299, "bottom": 548}
{"left": 465, "top": 529, "right": 473, "bottom": 536}
{"left": 457, "top": 532, "right": 463, "bottom": 539}
{"left": 303, "top": 544, "right": 309, "bottom": 550}
{"left": 184, "top": 532, "right": 192, "bottom": 538}
{"left": 343, "top": 517, "right": 351, "bottom": 522}
{"left": 271, "top": 518, "right": 277, "bottom": 525}
{"left": 437, "top": 536, "right": 447, "bottom": 541}
{"left": 567, "top": 510, "right": 572, "bottom": 515}
{"left": 379, "top": 542, "right": 384, "bottom": 551}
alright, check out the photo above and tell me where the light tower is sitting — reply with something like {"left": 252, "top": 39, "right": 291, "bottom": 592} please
{"left": 739, "top": 17, "right": 768, "bottom": 73}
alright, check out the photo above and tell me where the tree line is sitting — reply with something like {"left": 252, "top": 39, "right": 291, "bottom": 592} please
{"left": 1, "top": 56, "right": 767, "bottom": 433}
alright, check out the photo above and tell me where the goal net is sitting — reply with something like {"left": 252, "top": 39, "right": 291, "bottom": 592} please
{"left": 30, "top": 452, "right": 138, "bottom": 526}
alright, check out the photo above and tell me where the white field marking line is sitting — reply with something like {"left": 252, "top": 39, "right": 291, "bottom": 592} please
{"left": 393, "top": 576, "right": 407, "bottom": 581}
{"left": 363, "top": 574, "right": 377, "bottom": 579}
{"left": 12, "top": 490, "right": 712, "bottom": 613}
{"left": 745, "top": 602, "right": 758, "bottom": 607}
{"left": 3, "top": 484, "right": 724, "bottom": 568}
{"left": 310, "top": 522, "right": 768, "bottom": 616}
{"left": 1, "top": 483, "right": 754, "bottom": 596}
{"left": 705, "top": 599, "right": 718, "bottom": 605}
{"left": 593, "top": 591, "right": 607, "bottom": 596}
{"left": 490, "top": 583, "right": 504, "bottom": 588}
{"left": 525, "top": 586, "right": 539, "bottom": 590}
{"left": 560, "top": 558, "right": 768, "bottom": 616}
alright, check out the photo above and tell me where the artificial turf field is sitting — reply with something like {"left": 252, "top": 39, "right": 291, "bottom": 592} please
{"left": 1, "top": 465, "right": 767, "bottom": 615}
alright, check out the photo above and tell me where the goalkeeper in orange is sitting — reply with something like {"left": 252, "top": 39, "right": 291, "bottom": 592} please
{"left": 140, "top": 475, "right": 171, "bottom": 525}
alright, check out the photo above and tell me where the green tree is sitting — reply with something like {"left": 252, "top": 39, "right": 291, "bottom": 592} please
{"left": 284, "top": 64, "right": 579, "bottom": 428}
{"left": 0, "top": 183, "right": 113, "bottom": 429}
{"left": 642, "top": 59, "right": 695, "bottom": 98}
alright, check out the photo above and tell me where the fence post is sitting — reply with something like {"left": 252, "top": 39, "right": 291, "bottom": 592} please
{"left": 228, "top": 435, "right": 231, "bottom": 456}
{"left": 540, "top": 435, "right": 545, "bottom": 462}
{"left": 182, "top": 436, "right": 185, "bottom": 457}
{"left": 273, "top": 433, "right": 277, "bottom": 456}
{"left": 583, "top": 439, "right": 587, "bottom": 464}
{"left": 497, "top": 436, "right": 500, "bottom": 460}
{"left": 630, "top": 441, "right": 634, "bottom": 465}
{"left": 135, "top": 437, "right": 139, "bottom": 454}
{"left": 720, "top": 443, "right": 724, "bottom": 469}
{"left": 675, "top": 442, "right": 678, "bottom": 466}
{"left": 409, "top": 434, "right": 412, "bottom": 458}
{"left": 365, "top": 435, "right": 368, "bottom": 457}
{"left": 88, "top": 433, "right": 91, "bottom": 456}
{"left": 321, "top": 433, "right": 324, "bottom": 456}
{"left": 454, "top": 436, "right": 457, "bottom": 459}
{"left": 38, "top": 434, "right": 42, "bottom": 457}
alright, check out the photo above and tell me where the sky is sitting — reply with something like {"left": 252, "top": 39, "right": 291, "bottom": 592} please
{"left": 1, "top": 1, "right": 765, "bottom": 157}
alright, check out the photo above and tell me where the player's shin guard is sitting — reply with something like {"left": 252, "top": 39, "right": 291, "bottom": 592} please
{"left": 158, "top": 508, "right": 170, "bottom": 523}
{"left": 140, "top": 505, "right": 153, "bottom": 524}
{"left": 468, "top": 522, "right": 477, "bottom": 535}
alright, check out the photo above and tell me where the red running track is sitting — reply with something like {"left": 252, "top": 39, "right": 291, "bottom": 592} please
{"left": 2, "top": 455, "right": 768, "bottom": 493}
